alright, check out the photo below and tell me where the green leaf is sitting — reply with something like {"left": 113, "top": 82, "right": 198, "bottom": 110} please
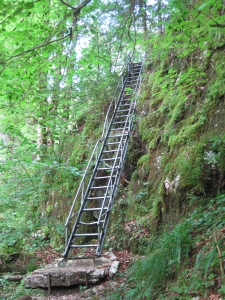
{"left": 198, "top": 1, "right": 213, "bottom": 11}
{"left": 24, "top": 2, "right": 35, "bottom": 9}
{"left": 14, "top": 47, "right": 25, "bottom": 54}
{"left": 46, "top": 44, "right": 55, "bottom": 51}
{"left": 13, "top": 7, "right": 23, "bottom": 16}
{"left": 90, "top": 28, "right": 95, "bottom": 34}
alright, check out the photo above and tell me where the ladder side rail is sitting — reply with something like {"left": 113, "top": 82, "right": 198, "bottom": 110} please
{"left": 96, "top": 64, "right": 143, "bottom": 252}
{"left": 96, "top": 172, "right": 117, "bottom": 253}
{"left": 96, "top": 106, "right": 133, "bottom": 254}
{"left": 65, "top": 55, "right": 134, "bottom": 229}
{"left": 64, "top": 75, "right": 131, "bottom": 256}
{"left": 97, "top": 154, "right": 122, "bottom": 226}
{"left": 96, "top": 103, "right": 135, "bottom": 255}
{"left": 100, "top": 53, "right": 132, "bottom": 140}
{"left": 131, "top": 62, "right": 143, "bottom": 106}
{"left": 63, "top": 190, "right": 91, "bottom": 257}
{"left": 64, "top": 143, "right": 106, "bottom": 252}
{"left": 134, "top": 64, "right": 143, "bottom": 94}
{"left": 97, "top": 142, "right": 128, "bottom": 255}
{"left": 96, "top": 166, "right": 121, "bottom": 255}
{"left": 95, "top": 164, "right": 119, "bottom": 255}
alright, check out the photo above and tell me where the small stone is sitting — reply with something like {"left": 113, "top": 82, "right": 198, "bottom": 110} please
{"left": 104, "top": 251, "right": 117, "bottom": 261}
{"left": 109, "top": 261, "right": 120, "bottom": 278}
{"left": 107, "top": 281, "right": 119, "bottom": 288}
{"left": 97, "top": 285, "right": 105, "bottom": 291}
{"left": 82, "top": 290, "right": 92, "bottom": 297}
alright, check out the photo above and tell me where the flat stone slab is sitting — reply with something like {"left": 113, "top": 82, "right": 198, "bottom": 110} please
{"left": 25, "top": 251, "right": 119, "bottom": 288}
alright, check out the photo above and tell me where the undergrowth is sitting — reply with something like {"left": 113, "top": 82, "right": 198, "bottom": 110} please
{"left": 109, "top": 193, "right": 225, "bottom": 300}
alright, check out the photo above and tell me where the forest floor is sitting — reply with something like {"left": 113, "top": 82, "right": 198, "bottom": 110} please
{"left": 1, "top": 246, "right": 133, "bottom": 300}
{"left": 35, "top": 249, "right": 132, "bottom": 300}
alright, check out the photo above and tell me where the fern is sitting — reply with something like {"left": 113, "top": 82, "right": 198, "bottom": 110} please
{"left": 125, "top": 223, "right": 192, "bottom": 299}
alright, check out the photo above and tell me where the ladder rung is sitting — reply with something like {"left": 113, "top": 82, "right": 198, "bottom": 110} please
{"left": 102, "top": 149, "right": 118, "bottom": 153}
{"left": 74, "top": 233, "right": 99, "bottom": 237}
{"left": 78, "top": 220, "right": 104, "bottom": 225}
{"left": 132, "top": 68, "right": 142, "bottom": 71}
{"left": 131, "top": 67, "right": 142, "bottom": 70}
{"left": 114, "top": 115, "right": 129, "bottom": 118}
{"left": 120, "top": 96, "right": 132, "bottom": 99}
{"left": 112, "top": 121, "right": 127, "bottom": 124}
{"left": 83, "top": 207, "right": 108, "bottom": 212}
{"left": 100, "top": 158, "right": 121, "bottom": 162}
{"left": 105, "top": 141, "right": 122, "bottom": 145}
{"left": 97, "top": 166, "right": 119, "bottom": 170}
{"left": 109, "top": 129, "right": 127, "bottom": 132}
{"left": 121, "top": 92, "right": 133, "bottom": 95}
{"left": 120, "top": 98, "right": 131, "bottom": 101}
{"left": 114, "top": 115, "right": 128, "bottom": 118}
{"left": 117, "top": 108, "right": 130, "bottom": 111}
{"left": 96, "top": 167, "right": 112, "bottom": 171}
{"left": 108, "top": 134, "right": 128, "bottom": 138}
{"left": 129, "top": 74, "right": 140, "bottom": 77}
{"left": 129, "top": 75, "right": 140, "bottom": 78}
{"left": 120, "top": 100, "right": 131, "bottom": 104}
{"left": 94, "top": 175, "right": 114, "bottom": 179}
{"left": 90, "top": 186, "right": 108, "bottom": 189}
{"left": 125, "top": 85, "right": 135, "bottom": 88}
{"left": 86, "top": 196, "right": 110, "bottom": 200}
{"left": 100, "top": 157, "right": 118, "bottom": 160}
{"left": 70, "top": 244, "right": 98, "bottom": 248}
{"left": 110, "top": 127, "right": 129, "bottom": 131}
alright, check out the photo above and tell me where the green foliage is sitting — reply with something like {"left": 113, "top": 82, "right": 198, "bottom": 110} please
{"left": 0, "top": 1, "right": 225, "bottom": 299}
{"left": 173, "top": 145, "right": 204, "bottom": 191}
{"left": 207, "top": 134, "right": 225, "bottom": 171}
{"left": 124, "top": 223, "right": 192, "bottom": 299}
{"left": 137, "top": 154, "right": 150, "bottom": 171}
{"left": 0, "top": 0, "right": 149, "bottom": 254}
{"left": 121, "top": 194, "right": 225, "bottom": 299}
{"left": 218, "top": 285, "right": 225, "bottom": 296}
{"left": 0, "top": 275, "right": 45, "bottom": 300}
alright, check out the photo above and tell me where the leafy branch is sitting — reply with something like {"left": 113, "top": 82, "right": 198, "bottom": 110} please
{"left": 6, "top": 148, "right": 35, "bottom": 188}
{"left": 1, "top": 33, "right": 70, "bottom": 65}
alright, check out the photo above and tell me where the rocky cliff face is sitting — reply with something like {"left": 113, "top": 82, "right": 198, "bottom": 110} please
{"left": 109, "top": 28, "right": 225, "bottom": 254}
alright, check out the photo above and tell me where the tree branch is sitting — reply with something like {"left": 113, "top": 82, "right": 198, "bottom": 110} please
{"left": 58, "top": 0, "right": 92, "bottom": 12}
{"left": 75, "top": 0, "right": 92, "bottom": 12}
{"left": 58, "top": 0, "right": 75, "bottom": 10}
{"left": 210, "top": 22, "right": 225, "bottom": 28}
{"left": 1, "top": 33, "right": 70, "bottom": 64}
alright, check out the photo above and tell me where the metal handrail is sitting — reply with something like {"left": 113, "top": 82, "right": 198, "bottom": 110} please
{"left": 64, "top": 53, "right": 132, "bottom": 231}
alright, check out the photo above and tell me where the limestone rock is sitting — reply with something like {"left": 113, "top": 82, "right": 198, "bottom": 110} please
{"left": 109, "top": 261, "right": 120, "bottom": 278}
{"left": 25, "top": 252, "right": 120, "bottom": 288}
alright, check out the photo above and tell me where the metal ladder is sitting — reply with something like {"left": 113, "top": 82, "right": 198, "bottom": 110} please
{"left": 62, "top": 55, "right": 143, "bottom": 259}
